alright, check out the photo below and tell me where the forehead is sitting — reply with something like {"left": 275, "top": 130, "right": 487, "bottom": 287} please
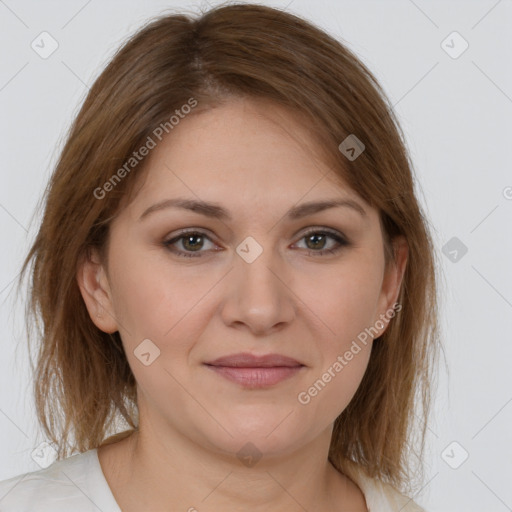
{"left": 121, "top": 97, "right": 370, "bottom": 219}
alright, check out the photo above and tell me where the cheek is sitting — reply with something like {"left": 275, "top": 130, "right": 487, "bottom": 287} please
{"left": 298, "top": 256, "right": 384, "bottom": 348}
{"left": 295, "top": 340, "right": 372, "bottom": 435}
{"left": 294, "top": 257, "right": 382, "bottom": 409}
{"left": 108, "top": 242, "right": 213, "bottom": 342}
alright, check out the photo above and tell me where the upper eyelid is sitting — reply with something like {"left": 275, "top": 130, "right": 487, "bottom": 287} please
{"left": 165, "top": 226, "right": 347, "bottom": 246}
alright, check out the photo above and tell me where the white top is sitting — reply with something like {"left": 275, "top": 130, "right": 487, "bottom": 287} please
{"left": 0, "top": 448, "right": 425, "bottom": 511}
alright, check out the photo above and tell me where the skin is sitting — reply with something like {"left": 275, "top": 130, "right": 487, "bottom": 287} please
{"left": 78, "top": 97, "right": 408, "bottom": 512}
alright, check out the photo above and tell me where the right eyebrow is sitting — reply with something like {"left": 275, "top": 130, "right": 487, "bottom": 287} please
{"left": 138, "top": 197, "right": 367, "bottom": 222}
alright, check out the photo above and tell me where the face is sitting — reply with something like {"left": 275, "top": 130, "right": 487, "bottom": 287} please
{"left": 79, "top": 97, "right": 407, "bottom": 459}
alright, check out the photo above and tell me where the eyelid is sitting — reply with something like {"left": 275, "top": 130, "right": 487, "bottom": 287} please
{"left": 164, "top": 225, "right": 347, "bottom": 240}
{"left": 164, "top": 227, "right": 219, "bottom": 246}
{"left": 298, "top": 226, "right": 347, "bottom": 239}
{"left": 163, "top": 228, "right": 220, "bottom": 251}
{"left": 163, "top": 225, "right": 350, "bottom": 257}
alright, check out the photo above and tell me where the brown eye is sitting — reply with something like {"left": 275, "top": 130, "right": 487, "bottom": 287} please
{"left": 181, "top": 233, "right": 205, "bottom": 251}
{"left": 163, "top": 230, "right": 217, "bottom": 258}
{"left": 163, "top": 227, "right": 349, "bottom": 259}
{"left": 295, "top": 229, "right": 349, "bottom": 256}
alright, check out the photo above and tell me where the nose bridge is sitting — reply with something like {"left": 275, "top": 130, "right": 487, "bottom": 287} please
{"left": 221, "top": 233, "right": 295, "bottom": 332}
{"left": 236, "top": 233, "right": 284, "bottom": 305}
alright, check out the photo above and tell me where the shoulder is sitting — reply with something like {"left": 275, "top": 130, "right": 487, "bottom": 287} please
{"left": 343, "top": 464, "right": 427, "bottom": 512}
{"left": 0, "top": 450, "right": 102, "bottom": 512}
{"left": 364, "top": 477, "right": 426, "bottom": 512}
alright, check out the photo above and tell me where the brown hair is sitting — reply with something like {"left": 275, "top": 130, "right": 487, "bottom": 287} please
{"left": 17, "top": 2, "right": 441, "bottom": 496}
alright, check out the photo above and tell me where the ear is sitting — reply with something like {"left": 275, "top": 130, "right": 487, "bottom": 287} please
{"left": 76, "top": 247, "right": 119, "bottom": 334}
{"left": 373, "top": 235, "right": 408, "bottom": 338}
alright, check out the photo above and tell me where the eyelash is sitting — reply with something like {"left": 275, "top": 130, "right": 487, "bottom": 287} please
{"left": 162, "top": 228, "right": 350, "bottom": 259}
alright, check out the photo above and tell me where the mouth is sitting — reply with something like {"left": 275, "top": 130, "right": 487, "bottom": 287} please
{"left": 203, "top": 352, "right": 305, "bottom": 389}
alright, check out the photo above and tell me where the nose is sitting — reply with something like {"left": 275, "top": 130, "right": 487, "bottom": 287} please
{"left": 220, "top": 243, "right": 296, "bottom": 336}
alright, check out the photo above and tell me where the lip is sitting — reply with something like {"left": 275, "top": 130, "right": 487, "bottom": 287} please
{"left": 204, "top": 352, "right": 305, "bottom": 389}
{"left": 205, "top": 352, "right": 303, "bottom": 368}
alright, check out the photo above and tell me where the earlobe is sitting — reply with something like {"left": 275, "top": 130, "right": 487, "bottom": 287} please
{"left": 76, "top": 248, "right": 118, "bottom": 334}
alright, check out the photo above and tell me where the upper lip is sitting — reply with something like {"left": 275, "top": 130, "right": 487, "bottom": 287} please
{"left": 205, "top": 353, "right": 303, "bottom": 368}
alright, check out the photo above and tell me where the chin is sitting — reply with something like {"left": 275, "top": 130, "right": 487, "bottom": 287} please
{"left": 199, "top": 416, "right": 313, "bottom": 461}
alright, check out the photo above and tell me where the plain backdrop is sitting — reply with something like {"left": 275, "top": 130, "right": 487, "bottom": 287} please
{"left": 0, "top": 1, "right": 511, "bottom": 511}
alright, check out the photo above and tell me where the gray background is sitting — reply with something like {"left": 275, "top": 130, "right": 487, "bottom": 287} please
{"left": 1, "top": 1, "right": 511, "bottom": 511}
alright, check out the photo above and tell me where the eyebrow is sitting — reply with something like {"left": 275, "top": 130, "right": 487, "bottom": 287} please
{"left": 138, "top": 197, "right": 367, "bottom": 222}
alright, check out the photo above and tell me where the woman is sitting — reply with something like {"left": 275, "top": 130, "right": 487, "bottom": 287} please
{"left": 0, "top": 3, "right": 440, "bottom": 511}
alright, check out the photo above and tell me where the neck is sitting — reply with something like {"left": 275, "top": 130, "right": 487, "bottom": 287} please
{"left": 99, "top": 420, "right": 363, "bottom": 511}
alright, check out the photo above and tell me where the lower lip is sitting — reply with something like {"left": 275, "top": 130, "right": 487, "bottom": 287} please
{"left": 205, "top": 365, "right": 304, "bottom": 388}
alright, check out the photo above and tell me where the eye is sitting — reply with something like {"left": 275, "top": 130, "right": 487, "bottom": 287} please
{"left": 163, "top": 229, "right": 218, "bottom": 258}
{"left": 162, "top": 227, "right": 350, "bottom": 258}
{"left": 293, "top": 228, "right": 350, "bottom": 257}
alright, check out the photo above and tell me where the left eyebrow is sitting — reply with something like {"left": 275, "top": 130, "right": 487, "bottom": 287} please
{"left": 138, "top": 197, "right": 367, "bottom": 222}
